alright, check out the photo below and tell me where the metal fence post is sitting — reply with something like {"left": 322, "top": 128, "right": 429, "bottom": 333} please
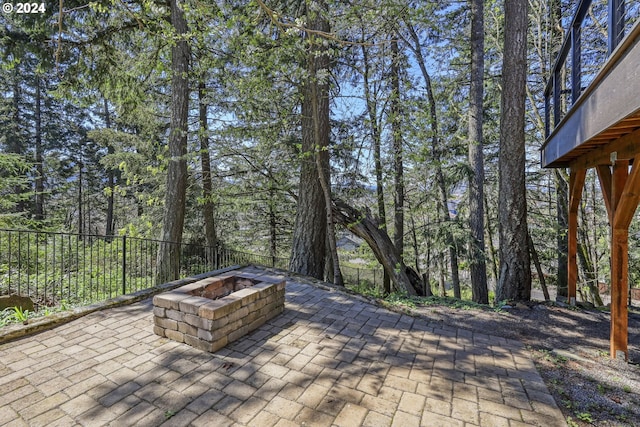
{"left": 122, "top": 235, "right": 127, "bottom": 295}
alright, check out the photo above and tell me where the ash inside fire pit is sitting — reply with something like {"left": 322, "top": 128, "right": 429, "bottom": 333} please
{"left": 153, "top": 268, "right": 285, "bottom": 352}
{"left": 188, "top": 276, "right": 260, "bottom": 300}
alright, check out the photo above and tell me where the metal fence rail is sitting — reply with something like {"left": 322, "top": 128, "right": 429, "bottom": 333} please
{"left": 341, "top": 265, "right": 383, "bottom": 291}
{"left": 0, "top": 229, "right": 289, "bottom": 309}
{"left": 0, "top": 228, "right": 385, "bottom": 313}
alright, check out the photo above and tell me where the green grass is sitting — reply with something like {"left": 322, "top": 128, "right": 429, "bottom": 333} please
{"left": 0, "top": 306, "right": 31, "bottom": 326}
{"left": 345, "top": 278, "right": 501, "bottom": 312}
{"left": 0, "top": 299, "right": 79, "bottom": 328}
{"left": 345, "top": 280, "right": 385, "bottom": 299}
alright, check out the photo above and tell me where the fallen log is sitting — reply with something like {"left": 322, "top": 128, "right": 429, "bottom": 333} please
{"left": 332, "top": 199, "right": 423, "bottom": 296}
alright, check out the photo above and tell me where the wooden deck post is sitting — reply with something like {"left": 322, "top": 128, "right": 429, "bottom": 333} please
{"left": 568, "top": 168, "right": 586, "bottom": 305}
{"left": 610, "top": 226, "right": 629, "bottom": 360}
{"left": 610, "top": 158, "right": 640, "bottom": 360}
{"left": 610, "top": 160, "right": 629, "bottom": 360}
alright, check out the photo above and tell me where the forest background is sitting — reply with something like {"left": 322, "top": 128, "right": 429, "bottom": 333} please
{"left": 2, "top": 0, "right": 640, "bottom": 307}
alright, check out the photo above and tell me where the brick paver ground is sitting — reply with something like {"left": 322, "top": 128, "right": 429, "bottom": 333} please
{"left": 0, "top": 268, "right": 566, "bottom": 426}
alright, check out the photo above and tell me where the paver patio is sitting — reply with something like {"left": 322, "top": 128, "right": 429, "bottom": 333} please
{"left": 0, "top": 267, "right": 566, "bottom": 426}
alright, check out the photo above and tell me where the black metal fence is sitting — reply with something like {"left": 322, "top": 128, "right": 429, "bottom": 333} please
{"left": 0, "top": 228, "right": 386, "bottom": 313}
{"left": 341, "top": 265, "right": 383, "bottom": 291}
{"left": 0, "top": 229, "right": 289, "bottom": 309}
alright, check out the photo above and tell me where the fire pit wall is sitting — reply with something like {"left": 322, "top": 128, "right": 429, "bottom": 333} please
{"left": 153, "top": 271, "right": 285, "bottom": 353}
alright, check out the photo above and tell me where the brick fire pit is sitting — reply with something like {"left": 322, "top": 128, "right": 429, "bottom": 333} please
{"left": 152, "top": 268, "right": 285, "bottom": 352}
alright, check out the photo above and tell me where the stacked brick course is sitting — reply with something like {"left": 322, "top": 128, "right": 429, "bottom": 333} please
{"left": 153, "top": 273, "right": 285, "bottom": 352}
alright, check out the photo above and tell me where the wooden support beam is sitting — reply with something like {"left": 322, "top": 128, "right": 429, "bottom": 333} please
{"left": 568, "top": 168, "right": 586, "bottom": 305}
{"left": 570, "top": 127, "right": 640, "bottom": 170}
{"left": 609, "top": 157, "right": 640, "bottom": 361}
{"left": 613, "top": 159, "right": 640, "bottom": 230}
{"left": 596, "top": 165, "right": 613, "bottom": 219}
{"left": 610, "top": 227, "right": 629, "bottom": 360}
{"left": 612, "top": 160, "right": 629, "bottom": 213}
{"left": 610, "top": 160, "right": 631, "bottom": 361}
{"left": 569, "top": 168, "right": 587, "bottom": 213}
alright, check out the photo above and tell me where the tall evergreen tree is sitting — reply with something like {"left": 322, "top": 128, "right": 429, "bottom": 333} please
{"left": 497, "top": 0, "right": 531, "bottom": 301}
{"left": 390, "top": 37, "right": 404, "bottom": 261}
{"left": 468, "top": 0, "right": 489, "bottom": 304}
{"left": 290, "top": 0, "right": 331, "bottom": 280}
{"left": 157, "top": 0, "right": 190, "bottom": 283}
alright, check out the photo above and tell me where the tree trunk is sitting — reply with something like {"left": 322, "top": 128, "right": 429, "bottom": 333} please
{"left": 423, "top": 215, "right": 434, "bottom": 297}
{"left": 555, "top": 169, "right": 569, "bottom": 297}
{"left": 437, "top": 171, "right": 461, "bottom": 299}
{"left": 332, "top": 200, "right": 420, "bottom": 296}
{"left": 496, "top": 0, "right": 531, "bottom": 302}
{"left": 9, "top": 68, "right": 22, "bottom": 154}
{"left": 34, "top": 76, "right": 45, "bottom": 221}
{"left": 269, "top": 186, "right": 277, "bottom": 267}
{"left": 409, "top": 201, "right": 420, "bottom": 274}
{"left": 528, "top": 229, "right": 550, "bottom": 301}
{"left": 78, "top": 160, "right": 83, "bottom": 235}
{"left": 317, "top": 157, "right": 343, "bottom": 286}
{"left": 156, "top": 0, "right": 190, "bottom": 284}
{"left": 390, "top": 38, "right": 404, "bottom": 260}
{"left": 578, "top": 188, "right": 604, "bottom": 307}
{"left": 104, "top": 98, "right": 116, "bottom": 237}
{"left": 484, "top": 192, "right": 499, "bottom": 288}
{"left": 311, "top": 2, "right": 342, "bottom": 286}
{"left": 290, "top": 0, "right": 328, "bottom": 280}
{"left": 550, "top": 0, "right": 564, "bottom": 60}
{"left": 438, "top": 252, "right": 447, "bottom": 297}
{"left": 577, "top": 242, "right": 604, "bottom": 306}
{"left": 289, "top": 116, "right": 327, "bottom": 279}
{"left": 198, "top": 81, "right": 217, "bottom": 251}
{"left": 468, "top": 0, "right": 488, "bottom": 304}
{"left": 315, "top": 118, "right": 342, "bottom": 286}
{"left": 361, "top": 42, "right": 391, "bottom": 294}
{"left": 10, "top": 67, "right": 28, "bottom": 213}
{"left": 405, "top": 23, "right": 460, "bottom": 298}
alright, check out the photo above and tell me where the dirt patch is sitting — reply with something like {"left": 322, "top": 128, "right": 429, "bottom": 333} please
{"left": 404, "top": 299, "right": 640, "bottom": 426}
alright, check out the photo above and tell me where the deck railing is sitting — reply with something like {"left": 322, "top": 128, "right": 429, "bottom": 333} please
{"left": 544, "top": 0, "right": 640, "bottom": 137}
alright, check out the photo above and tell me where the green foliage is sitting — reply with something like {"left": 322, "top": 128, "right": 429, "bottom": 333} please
{"left": 566, "top": 416, "right": 579, "bottom": 427}
{"left": 0, "top": 298, "right": 81, "bottom": 329}
{"left": 0, "top": 153, "right": 31, "bottom": 223}
{"left": 345, "top": 280, "right": 384, "bottom": 299}
{"left": 537, "top": 349, "right": 568, "bottom": 366}
{"left": 0, "top": 306, "right": 31, "bottom": 327}
{"left": 0, "top": 309, "right": 13, "bottom": 327}
{"left": 416, "top": 295, "right": 493, "bottom": 311}
{"left": 384, "top": 292, "right": 418, "bottom": 309}
{"left": 11, "top": 306, "right": 29, "bottom": 323}
{"left": 576, "top": 412, "right": 593, "bottom": 423}
{"left": 597, "top": 383, "right": 608, "bottom": 395}
{"left": 378, "top": 292, "right": 492, "bottom": 313}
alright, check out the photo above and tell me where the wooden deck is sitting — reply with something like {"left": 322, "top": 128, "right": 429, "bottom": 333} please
{"left": 541, "top": 20, "right": 640, "bottom": 168}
